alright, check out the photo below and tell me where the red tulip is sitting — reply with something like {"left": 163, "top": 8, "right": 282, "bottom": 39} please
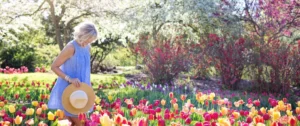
{"left": 289, "top": 116, "right": 296, "bottom": 126}
{"left": 246, "top": 117, "right": 252, "bottom": 123}
{"left": 263, "top": 114, "right": 270, "bottom": 120}
{"left": 185, "top": 117, "right": 191, "bottom": 124}
{"left": 195, "top": 122, "right": 203, "bottom": 126}
{"left": 156, "top": 107, "right": 161, "bottom": 113}
{"left": 21, "top": 106, "right": 27, "bottom": 112}
{"left": 169, "top": 92, "right": 174, "bottom": 99}
{"left": 158, "top": 119, "right": 165, "bottom": 126}
{"left": 164, "top": 113, "right": 170, "bottom": 120}
{"left": 148, "top": 114, "right": 155, "bottom": 120}
{"left": 14, "top": 94, "right": 19, "bottom": 99}
{"left": 204, "top": 114, "right": 211, "bottom": 121}
{"left": 211, "top": 112, "right": 218, "bottom": 120}
{"left": 211, "top": 121, "right": 217, "bottom": 126}
{"left": 253, "top": 100, "right": 260, "bottom": 107}
{"left": 79, "top": 113, "right": 86, "bottom": 122}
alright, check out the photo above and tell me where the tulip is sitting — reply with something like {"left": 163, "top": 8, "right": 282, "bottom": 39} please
{"left": 56, "top": 109, "right": 65, "bottom": 120}
{"left": 32, "top": 101, "right": 39, "bottom": 107}
{"left": 260, "top": 107, "right": 266, "bottom": 115}
{"left": 95, "top": 96, "right": 101, "bottom": 104}
{"left": 58, "top": 119, "right": 72, "bottom": 126}
{"left": 289, "top": 116, "right": 296, "bottom": 126}
{"left": 41, "top": 104, "right": 48, "bottom": 111}
{"left": 95, "top": 105, "right": 101, "bottom": 111}
{"left": 221, "top": 107, "right": 228, "bottom": 116}
{"left": 79, "top": 113, "right": 86, "bottom": 122}
{"left": 138, "top": 118, "right": 147, "bottom": 126}
{"left": 195, "top": 122, "right": 203, "bottom": 126}
{"left": 47, "top": 112, "right": 55, "bottom": 121}
{"left": 107, "top": 95, "right": 113, "bottom": 102}
{"left": 256, "top": 123, "right": 265, "bottom": 126}
{"left": 0, "top": 102, "right": 4, "bottom": 107}
{"left": 25, "top": 108, "right": 34, "bottom": 116}
{"left": 272, "top": 111, "right": 281, "bottom": 121}
{"left": 8, "top": 105, "right": 15, "bottom": 113}
{"left": 36, "top": 108, "right": 42, "bottom": 115}
{"left": 100, "top": 113, "right": 114, "bottom": 126}
{"left": 158, "top": 119, "right": 165, "bottom": 126}
{"left": 181, "top": 94, "right": 186, "bottom": 101}
{"left": 114, "top": 114, "right": 123, "bottom": 125}
{"left": 232, "top": 111, "right": 240, "bottom": 119}
{"left": 185, "top": 117, "right": 191, "bottom": 124}
{"left": 25, "top": 118, "right": 34, "bottom": 125}
{"left": 169, "top": 92, "right": 174, "bottom": 99}
{"left": 130, "top": 108, "right": 137, "bottom": 117}
{"left": 161, "top": 99, "right": 166, "bottom": 106}
{"left": 173, "top": 103, "right": 178, "bottom": 110}
{"left": 296, "top": 107, "right": 300, "bottom": 115}
{"left": 286, "top": 110, "right": 293, "bottom": 116}
{"left": 14, "top": 115, "right": 23, "bottom": 125}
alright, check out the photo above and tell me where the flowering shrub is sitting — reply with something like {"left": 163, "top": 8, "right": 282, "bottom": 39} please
{"left": 136, "top": 35, "right": 192, "bottom": 84}
{"left": 0, "top": 66, "right": 28, "bottom": 74}
{"left": 201, "top": 34, "right": 248, "bottom": 90}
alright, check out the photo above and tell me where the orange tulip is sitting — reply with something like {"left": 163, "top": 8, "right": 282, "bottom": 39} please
{"left": 180, "top": 94, "right": 186, "bottom": 101}
{"left": 286, "top": 104, "right": 292, "bottom": 111}
{"left": 296, "top": 107, "right": 300, "bottom": 115}
{"left": 130, "top": 108, "right": 137, "bottom": 117}
{"left": 25, "top": 118, "right": 34, "bottom": 125}
{"left": 36, "top": 108, "right": 42, "bottom": 115}
{"left": 161, "top": 99, "right": 166, "bottom": 106}
{"left": 232, "top": 111, "right": 240, "bottom": 119}
{"left": 56, "top": 109, "right": 65, "bottom": 120}
{"left": 173, "top": 103, "right": 178, "bottom": 110}
{"left": 221, "top": 107, "right": 228, "bottom": 116}
{"left": 41, "top": 104, "right": 48, "bottom": 111}
{"left": 0, "top": 102, "right": 4, "bottom": 107}
{"left": 114, "top": 114, "right": 123, "bottom": 125}
{"left": 260, "top": 107, "right": 266, "bottom": 115}
{"left": 289, "top": 116, "right": 297, "bottom": 126}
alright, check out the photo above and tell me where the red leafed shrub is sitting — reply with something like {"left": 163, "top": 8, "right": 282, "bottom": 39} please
{"left": 252, "top": 39, "right": 300, "bottom": 93}
{"left": 202, "top": 34, "right": 248, "bottom": 90}
{"left": 136, "top": 35, "right": 192, "bottom": 84}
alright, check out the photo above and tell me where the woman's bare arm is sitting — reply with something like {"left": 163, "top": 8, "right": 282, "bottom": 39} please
{"left": 51, "top": 43, "right": 81, "bottom": 87}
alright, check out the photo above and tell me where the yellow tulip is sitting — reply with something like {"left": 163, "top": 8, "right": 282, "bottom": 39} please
{"left": 0, "top": 102, "right": 4, "bottom": 107}
{"left": 272, "top": 111, "right": 281, "bottom": 121}
{"left": 96, "top": 105, "right": 101, "bottom": 111}
{"left": 9, "top": 105, "right": 16, "bottom": 113}
{"left": 286, "top": 110, "right": 293, "bottom": 116}
{"left": 161, "top": 99, "right": 166, "bottom": 106}
{"left": 32, "top": 101, "right": 39, "bottom": 107}
{"left": 221, "top": 107, "right": 228, "bottom": 116}
{"left": 209, "top": 93, "right": 215, "bottom": 100}
{"left": 41, "top": 104, "right": 48, "bottom": 111}
{"left": 218, "top": 118, "right": 231, "bottom": 126}
{"left": 259, "top": 107, "right": 265, "bottom": 114}
{"left": 100, "top": 113, "right": 114, "bottom": 126}
{"left": 108, "top": 95, "right": 113, "bottom": 102}
{"left": 36, "top": 108, "right": 42, "bottom": 115}
{"left": 278, "top": 100, "right": 284, "bottom": 106}
{"left": 95, "top": 96, "right": 101, "bottom": 104}
{"left": 47, "top": 111, "right": 55, "bottom": 121}
{"left": 25, "top": 108, "right": 35, "bottom": 116}
{"left": 190, "top": 107, "right": 196, "bottom": 113}
{"left": 14, "top": 115, "right": 23, "bottom": 125}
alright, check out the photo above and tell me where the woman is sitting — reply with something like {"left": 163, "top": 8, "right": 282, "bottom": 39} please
{"left": 48, "top": 21, "right": 98, "bottom": 126}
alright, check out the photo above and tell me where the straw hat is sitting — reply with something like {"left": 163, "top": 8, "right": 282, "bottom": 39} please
{"left": 62, "top": 83, "right": 95, "bottom": 115}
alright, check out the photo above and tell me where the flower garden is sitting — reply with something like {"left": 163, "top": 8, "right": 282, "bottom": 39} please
{"left": 0, "top": 66, "right": 300, "bottom": 126}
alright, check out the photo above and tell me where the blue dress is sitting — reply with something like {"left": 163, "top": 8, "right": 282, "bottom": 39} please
{"left": 48, "top": 40, "right": 92, "bottom": 117}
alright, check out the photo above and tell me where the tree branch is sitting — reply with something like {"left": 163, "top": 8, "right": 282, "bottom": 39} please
{"left": 6, "top": 0, "right": 46, "bottom": 24}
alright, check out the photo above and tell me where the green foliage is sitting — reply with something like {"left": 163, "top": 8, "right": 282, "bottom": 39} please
{"left": 34, "top": 44, "right": 60, "bottom": 67}
{"left": 0, "top": 42, "right": 36, "bottom": 71}
{"left": 101, "top": 47, "right": 142, "bottom": 67}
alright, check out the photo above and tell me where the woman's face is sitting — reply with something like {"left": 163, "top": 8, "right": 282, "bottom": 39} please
{"left": 78, "top": 37, "right": 96, "bottom": 47}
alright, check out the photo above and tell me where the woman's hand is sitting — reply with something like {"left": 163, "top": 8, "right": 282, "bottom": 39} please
{"left": 69, "top": 78, "right": 81, "bottom": 87}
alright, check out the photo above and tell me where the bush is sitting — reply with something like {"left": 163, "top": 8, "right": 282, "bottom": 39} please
{"left": 136, "top": 35, "right": 192, "bottom": 84}
{"left": 0, "top": 43, "right": 36, "bottom": 72}
{"left": 202, "top": 34, "right": 248, "bottom": 90}
{"left": 34, "top": 44, "right": 60, "bottom": 68}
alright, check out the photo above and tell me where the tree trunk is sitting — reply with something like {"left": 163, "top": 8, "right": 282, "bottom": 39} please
{"left": 47, "top": 0, "right": 64, "bottom": 50}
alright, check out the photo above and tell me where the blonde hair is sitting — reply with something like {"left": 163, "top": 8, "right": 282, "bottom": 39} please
{"left": 73, "top": 21, "right": 98, "bottom": 43}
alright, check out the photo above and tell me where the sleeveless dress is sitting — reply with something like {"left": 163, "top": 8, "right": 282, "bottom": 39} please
{"left": 48, "top": 40, "right": 92, "bottom": 117}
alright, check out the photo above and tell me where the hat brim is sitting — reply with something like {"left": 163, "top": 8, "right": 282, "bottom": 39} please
{"left": 62, "top": 83, "right": 95, "bottom": 115}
